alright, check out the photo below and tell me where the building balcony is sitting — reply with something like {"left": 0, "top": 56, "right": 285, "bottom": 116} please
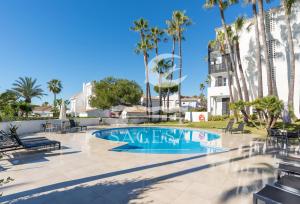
{"left": 207, "top": 86, "right": 229, "bottom": 97}
{"left": 209, "top": 64, "right": 227, "bottom": 74}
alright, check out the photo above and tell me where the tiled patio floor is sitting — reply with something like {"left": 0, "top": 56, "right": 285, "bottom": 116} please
{"left": 0, "top": 126, "right": 284, "bottom": 204}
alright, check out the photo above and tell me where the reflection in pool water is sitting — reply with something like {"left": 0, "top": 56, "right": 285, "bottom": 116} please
{"left": 93, "top": 127, "right": 226, "bottom": 154}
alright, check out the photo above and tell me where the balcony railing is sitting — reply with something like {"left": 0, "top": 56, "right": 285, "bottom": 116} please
{"left": 209, "top": 64, "right": 227, "bottom": 74}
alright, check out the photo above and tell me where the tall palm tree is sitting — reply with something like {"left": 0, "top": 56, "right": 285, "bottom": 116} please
{"left": 282, "top": 0, "right": 297, "bottom": 110}
{"left": 150, "top": 27, "right": 165, "bottom": 56}
{"left": 150, "top": 27, "right": 165, "bottom": 117}
{"left": 245, "top": 0, "right": 264, "bottom": 98}
{"left": 170, "top": 10, "right": 192, "bottom": 114}
{"left": 257, "top": 0, "right": 275, "bottom": 96}
{"left": 131, "top": 18, "right": 153, "bottom": 115}
{"left": 227, "top": 26, "right": 244, "bottom": 101}
{"left": 165, "top": 20, "right": 177, "bottom": 120}
{"left": 135, "top": 39, "right": 154, "bottom": 117}
{"left": 232, "top": 16, "right": 250, "bottom": 106}
{"left": 204, "top": 0, "right": 240, "bottom": 100}
{"left": 11, "top": 77, "right": 45, "bottom": 103}
{"left": 47, "top": 79, "right": 63, "bottom": 107}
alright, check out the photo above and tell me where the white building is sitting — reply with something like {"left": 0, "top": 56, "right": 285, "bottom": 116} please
{"left": 32, "top": 106, "right": 53, "bottom": 117}
{"left": 70, "top": 82, "right": 202, "bottom": 117}
{"left": 207, "top": 3, "right": 300, "bottom": 117}
{"left": 141, "top": 94, "right": 201, "bottom": 112}
{"left": 69, "top": 82, "right": 100, "bottom": 117}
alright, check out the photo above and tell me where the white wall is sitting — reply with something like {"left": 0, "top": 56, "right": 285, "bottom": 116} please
{"left": 185, "top": 112, "right": 208, "bottom": 122}
{"left": 0, "top": 118, "right": 100, "bottom": 135}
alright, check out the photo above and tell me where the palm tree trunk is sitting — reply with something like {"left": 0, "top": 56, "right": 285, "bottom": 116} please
{"left": 167, "top": 36, "right": 176, "bottom": 121}
{"left": 252, "top": 0, "right": 263, "bottom": 98}
{"left": 54, "top": 93, "right": 57, "bottom": 107}
{"left": 283, "top": 1, "right": 296, "bottom": 110}
{"left": 218, "top": 2, "right": 240, "bottom": 101}
{"left": 178, "top": 31, "right": 182, "bottom": 116}
{"left": 155, "top": 42, "right": 162, "bottom": 121}
{"left": 257, "top": 0, "right": 273, "bottom": 96}
{"left": 224, "top": 54, "right": 234, "bottom": 103}
{"left": 232, "top": 47, "right": 244, "bottom": 101}
{"left": 144, "top": 53, "right": 150, "bottom": 118}
{"left": 235, "top": 41, "right": 250, "bottom": 112}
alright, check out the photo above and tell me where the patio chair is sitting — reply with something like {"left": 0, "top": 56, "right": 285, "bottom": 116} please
{"left": 69, "top": 119, "right": 87, "bottom": 132}
{"left": 253, "top": 184, "right": 300, "bottom": 204}
{"left": 221, "top": 119, "right": 234, "bottom": 133}
{"left": 284, "top": 130, "right": 300, "bottom": 149}
{"left": 267, "top": 128, "right": 285, "bottom": 146}
{"left": 230, "top": 122, "right": 244, "bottom": 134}
{"left": 42, "top": 122, "right": 57, "bottom": 132}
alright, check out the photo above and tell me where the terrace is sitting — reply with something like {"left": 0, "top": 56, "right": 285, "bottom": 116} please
{"left": 0, "top": 124, "right": 293, "bottom": 204}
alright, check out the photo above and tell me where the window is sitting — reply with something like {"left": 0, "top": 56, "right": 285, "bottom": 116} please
{"left": 216, "top": 76, "right": 223, "bottom": 87}
{"left": 215, "top": 76, "right": 226, "bottom": 87}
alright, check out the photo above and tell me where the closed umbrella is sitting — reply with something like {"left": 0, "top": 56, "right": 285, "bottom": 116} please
{"left": 59, "top": 103, "right": 67, "bottom": 133}
{"left": 59, "top": 103, "right": 67, "bottom": 120}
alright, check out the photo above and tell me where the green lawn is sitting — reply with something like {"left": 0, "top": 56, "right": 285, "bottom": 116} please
{"left": 144, "top": 120, "right": 300, "bottom": 138}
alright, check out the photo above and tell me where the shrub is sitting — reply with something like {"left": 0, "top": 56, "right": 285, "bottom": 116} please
{"left": 208, "top": 115, "right": 229, "bottom": 121}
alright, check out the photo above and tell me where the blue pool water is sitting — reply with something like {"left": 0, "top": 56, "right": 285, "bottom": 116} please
{"left": 93, "top": 127, "right": 226, "bottom": 154}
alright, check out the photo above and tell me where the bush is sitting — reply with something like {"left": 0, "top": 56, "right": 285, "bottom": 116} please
{"left": 208, "top": 115, "right": 229, "bottom": 121}
{"left": 249, "top": 113, "right": 258, "bottom": 121}
{"left": 189, "top": 108, "right": 207, "bottom": 112}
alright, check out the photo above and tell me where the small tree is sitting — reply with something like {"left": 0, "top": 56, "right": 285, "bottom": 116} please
{"left": 154, "top": 83, "right": 178, "bottom": 111}
{"left": 252, "top": 96, "right": 284, "bottom": 129}
{"left": 90, "top": 77, "right": 143, "bottom": 110}
{"left": 230, "top": 100, "right": 250, "bottom": 123}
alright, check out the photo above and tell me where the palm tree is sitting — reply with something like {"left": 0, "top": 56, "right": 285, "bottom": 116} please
{"left": 47, "top": 79, "right": 63, "bottom": 107}
{"left": 170, "top": 10, "right": 192, "bottom": 114}
{"left": 245, "top": 0, "right": 264, "bottom": 98}
{"left": 227, "top": 26, "right": 243, "bottom": 101}
{"left": 131, "top": 18, "right": 153, "bottom": 115}
{"left": 11, "top": 77, "right": 45, "bottom": 103}
{"left": 135, "top": 39, "right": 154, "bottom": 117}
{"left": 232, "top": 16, "right": 250, "bottom": 106}
{"left": 150, "top": 27, "right": 165, "bottom": 117}
{"left": 150, "top": 27, "right": 165, "bottom": 56}
{"left": 204, "top": 0, "right": 240, "bottom": 100}
{"left": 199, "top": 83, "right": 205, "bottom": 95}
{"left": 205, "top": 75, "right": 211, "bottom": 86}
{"left": 165, "top": 19, "right": 178, "bottom": 120}
{"left": 282, "top": 0, "right": 296, "bottom": 110}
{"left": 257, "top": 0, "right": 276, "bottom": 96}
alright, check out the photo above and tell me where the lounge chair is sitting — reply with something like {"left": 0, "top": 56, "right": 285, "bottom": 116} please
{"left": 277, "top": 155, "right": 300, "bottom": 165}
{"left": 69, "top": 119, "right": 87, "bottom": 132}
{"left": 253, "top": 184, "right": 300, "bottom": 204}
{"left": 275, "top": 175, "right": 300, "bottom": 195}
{"left": 222, "top": 120, "right": 234, "bottom": 133}
{"left": 230, "top": 122, "right": 244, "bottom": 134}
{"left": 0, "top": 131, "right": 60, "bottom": 152}
{"left": 277, "top": 162, "right": 300, "bottom": 179}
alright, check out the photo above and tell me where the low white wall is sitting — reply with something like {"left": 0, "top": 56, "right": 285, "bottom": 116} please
{"left": 185, "top": 112, "right": 208, "bottom": 122}
{"left": 0, "top": 118, "right": 100, "bottom": 135}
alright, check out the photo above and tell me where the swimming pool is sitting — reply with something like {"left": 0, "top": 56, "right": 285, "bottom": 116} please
{"left": 93, "top": 127, "right": 226, "bottom": 154}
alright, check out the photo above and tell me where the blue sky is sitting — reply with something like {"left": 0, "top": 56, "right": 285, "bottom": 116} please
{"left": 0, "top": 0, "right": 280, "bottom": 104}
